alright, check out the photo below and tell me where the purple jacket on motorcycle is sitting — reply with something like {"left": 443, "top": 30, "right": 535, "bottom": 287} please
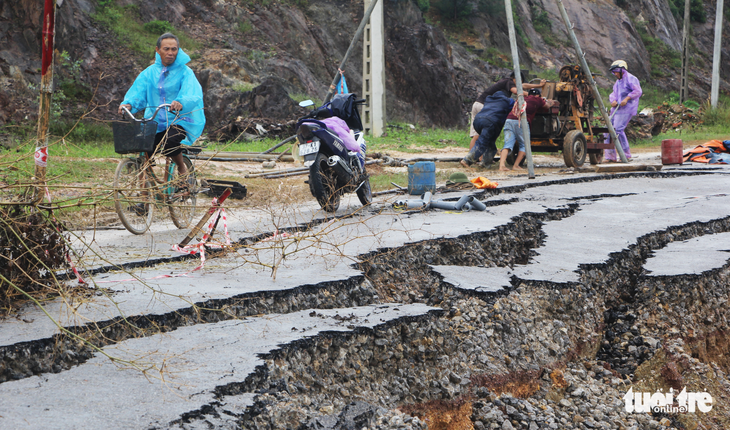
{"left": 320, "top": 117, "right": 360, "bottom": 152}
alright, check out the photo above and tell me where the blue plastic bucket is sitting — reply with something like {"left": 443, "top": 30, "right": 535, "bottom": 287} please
{"left": 408, "top": 161, "right": 436, "bottom": 195}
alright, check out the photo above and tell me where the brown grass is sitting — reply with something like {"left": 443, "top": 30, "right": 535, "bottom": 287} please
{"left": 0, "top": 206, "right": 69, "bottom": 315}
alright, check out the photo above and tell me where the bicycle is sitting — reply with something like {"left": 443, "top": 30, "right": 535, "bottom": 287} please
{"left": 112, "top": 103, "right": 201, "bottom": 235}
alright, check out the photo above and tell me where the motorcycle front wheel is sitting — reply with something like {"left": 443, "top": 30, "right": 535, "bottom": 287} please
{"left": 309, "top": 153, "right": 341, "bottom": 212}
{"left": 356, "top": 174, "right": 372, "bottom": 207}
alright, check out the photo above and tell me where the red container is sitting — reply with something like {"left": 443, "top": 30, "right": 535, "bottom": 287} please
{"left": 661, "top": 139, "right": 683, "bottom": 165}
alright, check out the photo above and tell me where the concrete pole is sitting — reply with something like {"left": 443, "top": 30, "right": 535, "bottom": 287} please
{"left": 324, "top": 0, "right": 379, "bottom": 104}
{"left": 362, "top": 0, "right": 386, "bottom": 137}
{"left": 680, "top": 0, "right": 691, "bottom": 104}
{"left": 555, "top": 0, "right": 628, "bottom": 163}
{"left": 34, "top": 0, "right": 58, "bottom": 203}
{"left": 504, "top": 0, "right": 534, "bottom": 178}
{"left": 711, "top": 0, "right": 724, "bottom": 108}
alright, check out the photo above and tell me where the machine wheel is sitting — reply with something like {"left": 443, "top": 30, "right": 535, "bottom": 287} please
{"left": 562, "top": 130, "right": 587, "bottom": 168}
{"left": 356, "top": 174, "right": 372, "bottom": 207}
{"left": 309, "top": 153, "right": 341, "bottom": 212}
{"left": 589, "top": 150, "right": 604, "bottom": 165}
{"left": 168, "top": 157, "right": 198, "bottom": 229}
{"left": 505, "top": 150, "right": 525, "bottom": 168}
{"left": 114, "top": 158, "right": 153, "bottom": 235}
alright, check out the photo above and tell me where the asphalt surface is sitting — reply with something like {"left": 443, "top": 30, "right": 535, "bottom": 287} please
{"left": 1, "top": 159, "right": 729, "bottom": 429}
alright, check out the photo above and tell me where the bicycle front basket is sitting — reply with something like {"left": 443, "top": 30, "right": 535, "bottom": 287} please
{"left": 112, "top": 120, "right": 158, "bottom": 154}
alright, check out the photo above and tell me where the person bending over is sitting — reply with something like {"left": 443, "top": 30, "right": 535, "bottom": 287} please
{"left": 461, "top": 91, "right": 515, "bottom": 168}
{"left": 469, "top": 72, "right": 546, "bottom": 150}
{"left": 499, "top": 88, "right": 557, "bottom": 171}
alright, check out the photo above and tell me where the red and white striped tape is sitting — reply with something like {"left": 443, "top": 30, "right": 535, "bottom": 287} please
{"left": 94, "top": 209, "right": 230, "bottom": 284}
{"left": 42, "top": 185, "right": 86, "bottom": 284}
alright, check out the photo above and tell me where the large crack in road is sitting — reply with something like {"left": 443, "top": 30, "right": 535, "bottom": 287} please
{"left": 1, "top": 172, "right": 729, "bottom": 430}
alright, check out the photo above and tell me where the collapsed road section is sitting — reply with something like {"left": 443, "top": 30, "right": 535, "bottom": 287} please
{"left": 0, "top": 170, "right": 729, "bottom": 430}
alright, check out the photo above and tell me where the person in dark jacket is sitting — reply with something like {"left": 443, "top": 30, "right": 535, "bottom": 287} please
{"left": 461, "top": 91, "right": 515, "bottom": 168}
{"left": 469, "top": 72, "right": 545, "bottom": 150}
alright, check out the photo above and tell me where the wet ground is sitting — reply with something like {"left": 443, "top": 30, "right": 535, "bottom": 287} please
{"left": 1, "top": 156, "right": 729, "bottom": 429}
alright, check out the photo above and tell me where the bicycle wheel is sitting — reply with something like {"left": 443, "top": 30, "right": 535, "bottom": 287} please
{"left": 168, "top": 156, "right": 198, "bottom": 229}
{"left": 114, "top": 158, "right": 153, "bottom": 235}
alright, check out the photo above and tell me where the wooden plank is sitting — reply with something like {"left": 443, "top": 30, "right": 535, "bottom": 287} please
{"left": 595, "top": 164, "right": 663, "bottom": 173}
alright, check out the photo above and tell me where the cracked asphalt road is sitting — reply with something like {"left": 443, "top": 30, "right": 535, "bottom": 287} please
{"left": 1, "top": 161, "right": 728, "bottom": 429}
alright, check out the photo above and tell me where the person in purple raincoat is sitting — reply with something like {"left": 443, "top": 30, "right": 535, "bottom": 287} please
{"left": 604, "top": 60, "right": 642, "bottom": 162}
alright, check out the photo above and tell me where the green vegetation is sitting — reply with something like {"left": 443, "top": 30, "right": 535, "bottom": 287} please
{"left": 512, "top": 8, "right": 529, "bottom": 48}
{"left": 531, "top": 4, "right": 560, "bottom": 48}
{"left": 237, "top": 0, "right": 270, "bottom": 7}
{"left": 425, "top": 0, "right": 507, "bottom": 29}
{"left": 366, "top": 123, "right": 506, "bottom": 153}
{"left": 637, "top": 84, "right": 703, "bottom": 112}
{"left": 481, "top": 47, "right": 510, "bottom": 69}
{"left": 236, "top": 0, "right": 309, "bottom": 7}
{"left": 532, "top": 68, "right": 560, "bottom": 83}
{"left": 477, "top": 0, "right": 504, "bottom": 16}
{"left": 635, "top": 22, "right": 681, "bottom": 78}
{"left": 57, "top": 51, "right": 92, "bottom": 103}
{"left": 638, "top": 86, "right": 677, "bottom": 110}
{"left": 634, "top": 124, "right": 730, "bottom": 148}
{"left": 233, "top": 82, "right": 257, "bottom": 93}
{"left": 51, "top": 121, "right": 115, "bottom": 145}
{"left": 281, "top": 0, "right": 308, "bottom": 6}
{"left": 701, "top": 96, "right": 730, "bottom": 127}
{"left": 204, "top": 137, "right": 287, "bottom": 153}
{"left": 143, "top": 20, "right": 174, "bottom": 35}
{"left": 238, "top": 20, "right": 254, "bottom": 34}
{"left": 92, "top": 1, "right": 200, "bottom": 59}
{"left": 369, "top": 171, "right": 408, "bottom": 190}
{"left": 247, "top": 49, "right": 267, "bottom": 63}
{"left": 0, "top": 138, "right": 116, "bottom": 187}
{"left": 668, "top": 0, "right": 706, "bottom": 23}
{"left": 430, "top": 0, "right": 472, "bottom": 20}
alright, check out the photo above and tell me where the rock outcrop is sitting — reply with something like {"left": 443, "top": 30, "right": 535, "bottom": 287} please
{"left": 0, "top": 0, "right": 728, "bottom": 135}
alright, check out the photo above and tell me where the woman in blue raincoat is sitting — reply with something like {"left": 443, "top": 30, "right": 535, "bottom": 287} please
{"left": 118, "top": 33, "right": 205, "bottom": 178}
{"left": 604, "top": 60, "right": 642, "bottom": 162}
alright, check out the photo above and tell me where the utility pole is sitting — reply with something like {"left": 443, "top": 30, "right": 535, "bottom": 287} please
{"left": 555, "top": 0, "right": 627, "bottom": 163}
{"left": 362, "top": 0, "right": 386, "bottom": 137}
{"left": 323, "top": 0, "right": 379, "bottom": 104}
{"left": 34, "top": 0, "right": 59, "bottom": 203}
{"left": 679, "top": 0, "right": 691, "bottom": 104}
{"left": 711, "top": 0, "right": 724, "bottom": 108}
{"left": 504, "top": 0, "right": 534, "bottom": 178}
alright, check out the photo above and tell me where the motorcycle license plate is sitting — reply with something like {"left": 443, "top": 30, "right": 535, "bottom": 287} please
{"left": 298, "top": 140, "right": 320, "bottom": 156}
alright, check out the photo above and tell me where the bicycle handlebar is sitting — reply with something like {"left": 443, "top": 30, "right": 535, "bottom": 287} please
{"left": 120, "top": 103, "right": 179, "bottom": 122}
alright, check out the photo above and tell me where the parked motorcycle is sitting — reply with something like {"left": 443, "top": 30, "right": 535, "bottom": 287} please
{"left": 294, "top": 93, "right": 372, "bottom": 212}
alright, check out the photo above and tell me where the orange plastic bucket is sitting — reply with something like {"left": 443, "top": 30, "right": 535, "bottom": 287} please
{"left": 661, "top": 139, "right": 683, "bottom": 165}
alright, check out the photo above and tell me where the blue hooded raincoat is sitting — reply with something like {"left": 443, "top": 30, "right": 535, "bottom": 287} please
{"left": 121, "top": 48, "right": 205, "bottom": 146}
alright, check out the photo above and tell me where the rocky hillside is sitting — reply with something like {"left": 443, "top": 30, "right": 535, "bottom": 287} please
{"left": 0, "top": 0, "right": 728, "bottom": 140}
